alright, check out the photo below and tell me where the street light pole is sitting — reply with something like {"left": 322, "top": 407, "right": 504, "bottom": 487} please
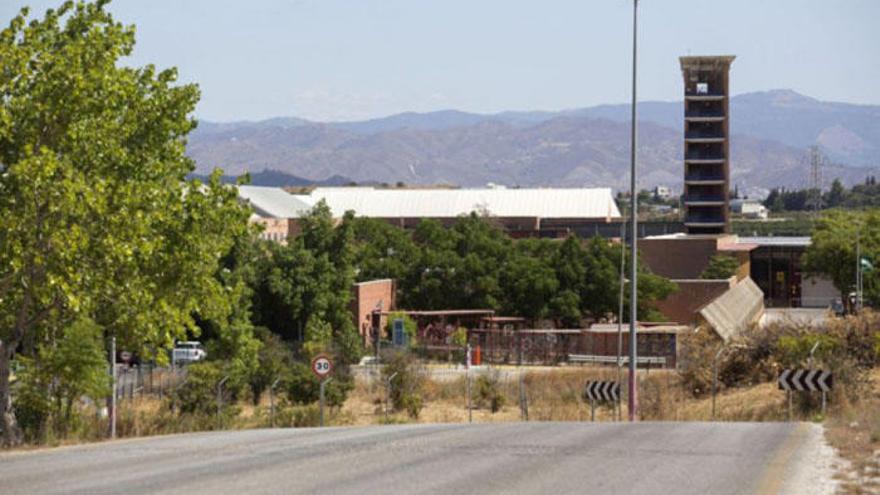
{"left": 627, "top": 0, "right": 640, "bottom": 422}
{"left": 616, "top": 219, "right": 625, "bottom": 422}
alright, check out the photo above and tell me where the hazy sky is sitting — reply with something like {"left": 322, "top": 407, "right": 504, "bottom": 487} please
{"left": 2, "top": 0, "right": 878, "bottom": 122}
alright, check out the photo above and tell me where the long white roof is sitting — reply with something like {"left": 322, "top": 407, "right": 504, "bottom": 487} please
{"left": 299, "top": 187, "right": 620, "bottom": 220}
{"left": 238, "top": 185, "right": 313, "bottom": 218}
{"left": 240, "top": 185, "right": 621, "bottom": 220}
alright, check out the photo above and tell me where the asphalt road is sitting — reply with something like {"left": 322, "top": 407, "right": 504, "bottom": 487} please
{"left": 0, "top": 422, "right": 832, "bottom": 495}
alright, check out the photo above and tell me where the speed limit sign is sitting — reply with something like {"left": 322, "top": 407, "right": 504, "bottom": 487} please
{"left": 311, "top": 354, "right": 333, "bottom": 379}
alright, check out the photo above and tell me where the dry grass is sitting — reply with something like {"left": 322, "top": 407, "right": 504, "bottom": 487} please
{"left": 824, "top": 368, "right": 880, "bottom": 494}
{"left": 339, "top": 366, "right": 794, "bottom": 425}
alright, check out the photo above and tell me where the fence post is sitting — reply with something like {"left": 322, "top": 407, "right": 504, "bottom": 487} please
{"left": 787, "top": 390, "right": 792, "bottom": 422}
{"left": 269, "top": 378, "right": 280, "bottom": 428}
{"left": 519, "top": 372, "right": 528, "bottom": 421}
{"left": 216, "top": 375, "right": 229, "bottom": 428}
{"left": 466, "top": 368, "right": 472, "bottom": 424}
{"left": 385, "top": 372, "right": 398, "bottom": 421}
{"left": 590, "top": 398, "right": 596, "bottom": 422}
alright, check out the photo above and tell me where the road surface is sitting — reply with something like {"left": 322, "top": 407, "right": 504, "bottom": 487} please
{"left": 0, "top": 422, "right": 835, "bottom": 495}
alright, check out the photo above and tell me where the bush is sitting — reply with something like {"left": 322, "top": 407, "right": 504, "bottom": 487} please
{"left": 284, "top": 362, "right": 353, "bottom": 408}
{"left": 172, "top": 361, "right": 224, "bottom": 415}
{"left": 248, "top": 328, "right": 293, "bottom": 405}
{"left": 475, "top": 372, "right": 506, "bottom": 413}
{"left": 382, "top": 351, "right": 424, "bottom": 419}
{"left": 11, "top": 363, "right": 51, "bottom": 443}
{"left": 273, "top": 403, "right": 321, "bottom": 427}
{"left": 676, "top": 329, "right": 720, "bottom": 397}
{"left": 699, "top": 255, "right": 739, "bottom": 280}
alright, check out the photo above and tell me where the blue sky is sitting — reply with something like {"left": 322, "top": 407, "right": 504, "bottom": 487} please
{"left": 3, "top": 0, "right": 878, "bottom": 122}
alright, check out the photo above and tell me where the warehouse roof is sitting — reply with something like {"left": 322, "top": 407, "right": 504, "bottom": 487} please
{"left": 238, "top": 185, "right": 313, "bottom": 218}
{"left": 291, "top": 186, "right": 621, "bottom": 220}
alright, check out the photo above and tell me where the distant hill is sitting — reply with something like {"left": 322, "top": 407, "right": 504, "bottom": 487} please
{"left": 188, "top": 169, "right": 356, "bottom": 187}
{"left": 187, "top": 90, "right": 880, "bottom": 191}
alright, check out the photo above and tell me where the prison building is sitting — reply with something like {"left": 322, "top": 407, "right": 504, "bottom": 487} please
{"left": 680, "top": 55, "right": 735, "bottom": 235}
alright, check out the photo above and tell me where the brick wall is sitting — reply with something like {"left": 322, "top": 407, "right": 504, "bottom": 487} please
{"left": 640, "top": 236, "right": 722, "bottom": 279}
{"left": 350, "top": 279, "right": 395, "bottom": 345}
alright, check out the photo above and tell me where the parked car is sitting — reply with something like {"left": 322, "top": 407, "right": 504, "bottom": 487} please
{"left": 172, "top": 341, "right": 207, "bottom": 366}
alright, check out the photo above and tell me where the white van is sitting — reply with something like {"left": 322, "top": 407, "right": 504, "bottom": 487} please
{"left": 172, "top": 341, "right": 207, "bottom": 366}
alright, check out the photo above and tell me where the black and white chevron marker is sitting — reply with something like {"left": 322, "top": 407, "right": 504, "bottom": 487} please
{"left": 778, "top": 369, "right": 833, "bottom": 392}
{"left": 583, "top": 381, "right": 620, "bottom": 403}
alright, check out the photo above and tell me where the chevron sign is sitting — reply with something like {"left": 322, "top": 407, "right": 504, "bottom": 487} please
{"left": 778, "top": 369, "right": 833, "bottom": 392}
{"left": 583, "top": 381, "right": 620, "bottom": 403}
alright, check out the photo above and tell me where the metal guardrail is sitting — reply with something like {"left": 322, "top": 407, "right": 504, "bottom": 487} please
{"left": 567, "top": 354, "right": 667, "bottom": 366}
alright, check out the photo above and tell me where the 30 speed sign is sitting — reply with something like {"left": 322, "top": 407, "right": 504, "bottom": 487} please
{"left": 311, "top": 354, "right": 334, "bottom": 379}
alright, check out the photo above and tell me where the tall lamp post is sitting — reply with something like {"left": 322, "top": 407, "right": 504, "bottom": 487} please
{"left": 627, "top": 0, "right": 640, "bottom": 422}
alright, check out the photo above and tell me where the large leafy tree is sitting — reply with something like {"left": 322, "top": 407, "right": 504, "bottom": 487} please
{"left": 0, "top": 1, "right": 249, "bottom": 445}
{"left": 255, "top": 203, "right": 362, "bottom": 363}
{"left": 804, "top": 209, "right": 880, "bottom": 304}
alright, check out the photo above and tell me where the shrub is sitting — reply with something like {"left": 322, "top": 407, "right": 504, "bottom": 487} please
{"left": 699, "top": 255, "right": 739, "bottom": 279}
{"left": 676, "top": 328, "right": 720, "bottom": 397}
{"left": 172, "top": 361, "right": 225, "bottom": 415}
{"left": 284, "top": 362, "right": 353, "bottom": 408}
{"left": 248, "top": 328, "right": 293, "bottom": 405}
{"left": 11, "top": 362, "right": 51, "bottom": 443}
{"left": 382, "top": 351, "right": 425, "bottom": 419}
{"left": 475, "top": 372, "right": 506, "bottom": 413}
{"left": 273, "top": 403, "right": 321, "bottom": 427}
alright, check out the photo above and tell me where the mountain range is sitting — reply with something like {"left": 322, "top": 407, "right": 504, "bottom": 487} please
{"left": 186, "top": 90, "right": 880, "bottom": 194}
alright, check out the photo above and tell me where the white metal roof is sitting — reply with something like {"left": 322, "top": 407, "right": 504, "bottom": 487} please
{"left": 296, "top": 187, "right": 621, "bottom": 220}
{"left": 238, "top": 185, "right": 314, "bottom": 218}
{"left": 737, "top": 236, "right": 811, "bottom": 247}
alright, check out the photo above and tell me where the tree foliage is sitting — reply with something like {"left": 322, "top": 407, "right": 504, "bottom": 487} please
{"left": 0, "top": 1, "right": 250, "bottom": 445}
{"left": 699, "top": 255, "right": 740, "bottom": 280}
{"left": 804, "top": 209, "right": 880, "bottom": 304}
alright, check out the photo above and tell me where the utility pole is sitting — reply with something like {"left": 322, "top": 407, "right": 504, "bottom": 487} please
{"left": 616, "top": 218, "right": 625, "bottom": 422}
{"left": 627, "top": 0, "right": 640, "bottom": 422}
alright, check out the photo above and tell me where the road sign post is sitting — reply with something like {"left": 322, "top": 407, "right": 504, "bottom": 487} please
{"left": 778, "top": 368, "right": 833, "bottom": 421}
{"left": 311, "top": 354, "right": 334, "bottom": 427}
{"left": 319, "top": 377, "right": 332, "bottom": 427}
{"left": 583, "top": 381, "right": 620, "bottom": 422}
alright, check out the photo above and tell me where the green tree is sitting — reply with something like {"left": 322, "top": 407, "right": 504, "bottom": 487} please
{"left": 804, "top": 209, "right": 880, "bottom": 304}
{"left": 824, "top": 179, "right": 847, "bottom": 208}
{"left": 550, "top": 236, "right": 587, "bottom": 326}
{"left": 351, "top": 217, "right": 418, "bottom": 283}
{"left": 0, "top": 2, "right": 249, "bottom": 445}
{"left": 500, "top": 252, "right": 558, "bottom": 320}
{"left": 256, "top": 203, "right": 362, "bottom": 363}
{"left": 699, "top": 255, "right": 740, "bottom": 280}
